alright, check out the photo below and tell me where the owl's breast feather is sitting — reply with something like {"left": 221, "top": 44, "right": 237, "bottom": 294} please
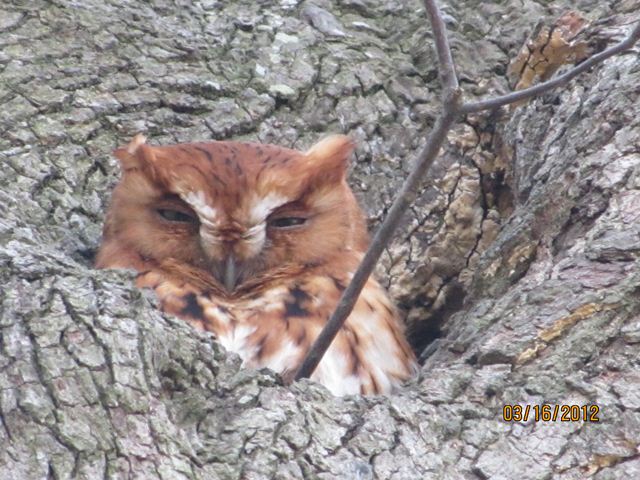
{"left": 140, "top": 270, "right": 416, "bottom": 395}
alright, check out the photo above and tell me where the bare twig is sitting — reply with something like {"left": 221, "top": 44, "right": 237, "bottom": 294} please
{"left": 294, "top": 102, "right": 460, "bottom": 381}
{"left": 422, "top": 0, "right": 459, "bottom": 94}
{"left": 461, "top": 21, "right": 640, "bottom": 114}
{"left": 293, "top": 5, "right": 640, "bottom": 383}
{"left": 294, "top": 0, "right": 461, "bottom": 381}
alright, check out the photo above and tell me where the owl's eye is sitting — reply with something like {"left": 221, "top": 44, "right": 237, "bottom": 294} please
{"left": 157, "top": 208, "right": 197, "bottom": 223}
{"left": 268, "top": 217, "right": 307, "bottom": 228}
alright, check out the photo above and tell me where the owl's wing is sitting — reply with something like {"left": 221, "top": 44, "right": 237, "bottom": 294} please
{"left": 306, "top": 277, "right": 418, "bottom": 395}
{"left": 228, "top": 275, "right": 416, "bottom": 396}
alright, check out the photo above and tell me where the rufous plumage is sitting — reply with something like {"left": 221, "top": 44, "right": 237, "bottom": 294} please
{"left": 96, "top": 134, "right": 417, "bottom": 395}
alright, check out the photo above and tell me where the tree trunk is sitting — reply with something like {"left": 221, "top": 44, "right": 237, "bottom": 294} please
{"left": 1, "top": 0, "right": 639, "bottom": 478}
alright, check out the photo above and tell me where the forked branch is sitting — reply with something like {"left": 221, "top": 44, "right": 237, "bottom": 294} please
{"left": 293, "top": 0, "right": 640, "bottom": 383}
{"left": 461, "top": 21, "right": 640, "bottom": 114}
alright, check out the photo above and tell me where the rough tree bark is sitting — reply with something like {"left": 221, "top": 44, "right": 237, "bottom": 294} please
{"left": 1, "top": 1, "right": 639, "bottom": 479}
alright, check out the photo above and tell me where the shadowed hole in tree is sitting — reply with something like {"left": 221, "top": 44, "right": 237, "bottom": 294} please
{"left": 74, "top": 247, "right": 98, "bottom": 267}
{"left": 403, "top": 281, "right": 465, "bottom": 361}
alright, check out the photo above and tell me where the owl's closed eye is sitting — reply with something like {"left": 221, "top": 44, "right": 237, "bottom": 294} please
{"left": 96, "top": 134, "right": 417, "bottom": 395}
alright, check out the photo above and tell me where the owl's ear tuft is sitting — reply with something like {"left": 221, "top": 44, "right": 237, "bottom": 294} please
{"left": 304, "top": 135, "right": 355, "bottom": 183}
{"left": 113, "top": 134, "right": 156, "bottom": 172}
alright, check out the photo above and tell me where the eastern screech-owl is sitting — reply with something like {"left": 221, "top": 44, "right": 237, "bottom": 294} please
{"left": 96, "top": 134, "right": 417, "bottom": 395}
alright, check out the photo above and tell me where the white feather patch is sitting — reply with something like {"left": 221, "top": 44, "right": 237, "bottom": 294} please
{"left": 249, "top": 192, "right": 289, "bottom": 223}
{"left": 182, "top": 190, "right": 219, "bottom": 225}
{"left": 241, "top": 223, "right": 266, "bottom": 257}
{"left": 181, "top": 190, "right": 222, "bottom": 247}
{"left": 312, "top": 349, "right": 362, "bottom": 396}
{"left": 242, "top": 285, "right": 289, "bottom": 311}
{"left": 346, "top": 301, "right": 408, "bottom": 377}
{"left": 261, "top": 339, "right": 301, "bottom": 374}
{"left": 217, "top": 324, "right": 258, "bottom": 358}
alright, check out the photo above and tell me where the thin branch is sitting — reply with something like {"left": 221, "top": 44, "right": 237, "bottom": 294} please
{"left": 294, "top": 0, "right": 461, "bottom": 382}
{"left": 460, "top": 21, "right": 640, "bottom": 114}
{"left": 422, "top": 0, "right": 459, "bottom": 94}
{"left": 294, "top": 104, "right": 460, "bottom": 381}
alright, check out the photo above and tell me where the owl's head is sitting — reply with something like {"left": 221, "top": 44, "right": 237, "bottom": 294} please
{"left": 97, "top": 134, "right": 368, "bottom": 293}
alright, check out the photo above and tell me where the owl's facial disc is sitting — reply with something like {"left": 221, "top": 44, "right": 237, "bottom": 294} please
{"left": 178, "top": 189, "right": 312, "bottom": 291}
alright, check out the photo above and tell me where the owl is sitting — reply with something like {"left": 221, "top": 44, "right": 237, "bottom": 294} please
{"left": 96, "top": 134, "right": 417, "bottom": 395}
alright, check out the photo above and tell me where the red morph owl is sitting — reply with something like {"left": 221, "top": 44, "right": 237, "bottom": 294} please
{"left": 96, "top": 134, "right": 417, "bottom": 395}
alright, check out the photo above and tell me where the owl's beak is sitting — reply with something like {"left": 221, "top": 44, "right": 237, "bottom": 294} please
{"left": 223, "top": 255, "right": 238, "bottom": 292}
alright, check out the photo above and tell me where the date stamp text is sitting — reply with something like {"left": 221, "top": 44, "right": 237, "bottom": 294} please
{"left": 502, "top": 404, "right": 600, "bottom": 422}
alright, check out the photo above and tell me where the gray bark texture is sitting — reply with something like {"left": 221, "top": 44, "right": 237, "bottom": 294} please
{"left": 1, "top": 0, "right": 639, "bottom": 478}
